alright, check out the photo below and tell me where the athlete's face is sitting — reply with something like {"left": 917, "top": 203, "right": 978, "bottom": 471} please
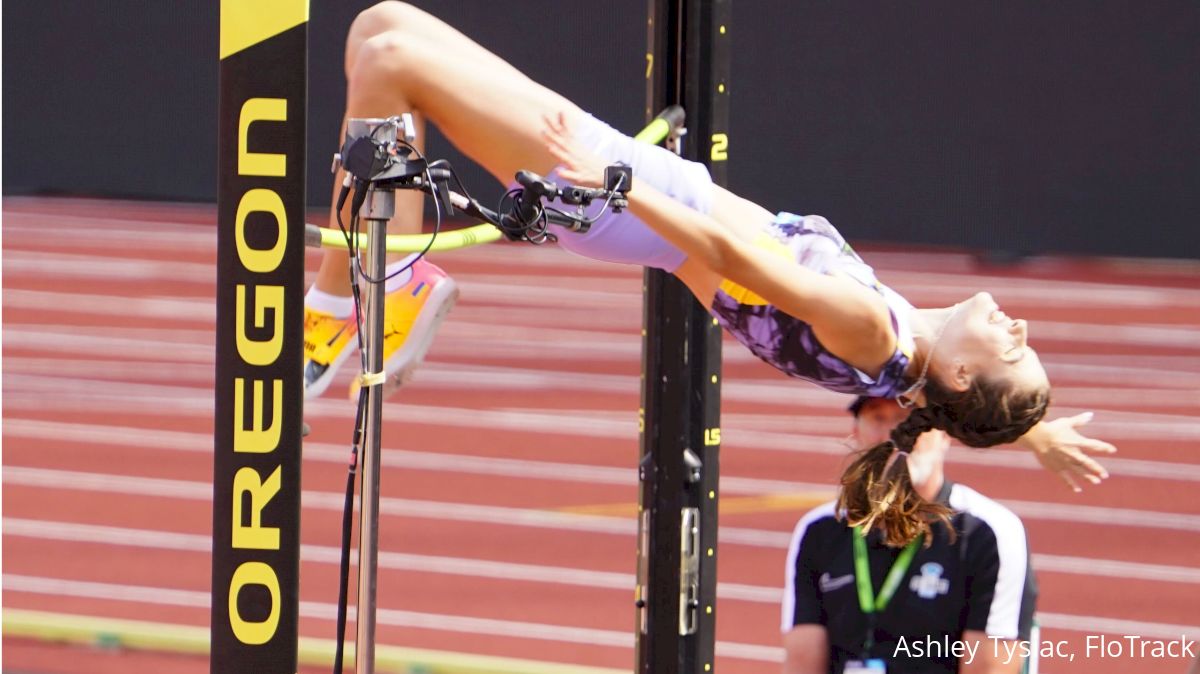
{"left": 937, "top": 292, "right": 1049, "bottom": 394}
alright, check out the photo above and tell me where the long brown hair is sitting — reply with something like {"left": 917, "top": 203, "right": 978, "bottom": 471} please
{"left": 837, "top": 377, "right": 1050, "bottom": 547}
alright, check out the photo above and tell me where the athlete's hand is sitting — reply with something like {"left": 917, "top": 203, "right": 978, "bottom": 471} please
{"left": 1021, "top": 412, "right": 1117, "bottom": 492}
{"left": 541, "top": 111, "right": 608, "bottom": 188}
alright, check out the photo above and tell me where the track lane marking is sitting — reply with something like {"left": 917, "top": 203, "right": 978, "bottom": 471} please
{"left": 4, "top": 574, "right": 1194, "bottom": 651}
{"left": 6, "top": 466, "right": 1200, "bottom": 542}
{"left": 1, "top": 574, "right": 782, "bottom": 662}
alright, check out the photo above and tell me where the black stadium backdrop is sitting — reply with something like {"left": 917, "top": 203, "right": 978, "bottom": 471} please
{"left": 4, "top": 0, "right": 1198, "bottom": 259}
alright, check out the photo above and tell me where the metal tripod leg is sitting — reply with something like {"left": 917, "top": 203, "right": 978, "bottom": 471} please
{"left": 355, "top": 187, "right": 393, "bottom": 674}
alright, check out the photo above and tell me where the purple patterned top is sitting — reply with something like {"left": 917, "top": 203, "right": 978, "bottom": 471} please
{"left": 710, "top": 213, "right": 915, "bottom": 398}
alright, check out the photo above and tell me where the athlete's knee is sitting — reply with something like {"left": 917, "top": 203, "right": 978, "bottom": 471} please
{"left": 345, "top": 2, "right": 420, "bottom": 75}
{"left": 356, "top": 2, "right": 422, "bottom": 36}
{"left": 350, "top": 30, "right": 413, "bottom": 86}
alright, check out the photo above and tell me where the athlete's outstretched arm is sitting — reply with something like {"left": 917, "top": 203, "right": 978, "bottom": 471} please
{"left": 634, "top": 180, "right": 902, "bottom": 365}
{"left": 543, "top": 113, "right": 895, "bottom": 371}
{"left": 1014, "top": 414, "right": 1116, "bottom": 491}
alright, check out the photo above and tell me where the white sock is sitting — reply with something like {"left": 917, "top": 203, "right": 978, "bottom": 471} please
{"left": 384, "top": 254, "right": 421, "bottom": 293}
{"left": 305, "top": 287, "right": 354, "bottom": 319}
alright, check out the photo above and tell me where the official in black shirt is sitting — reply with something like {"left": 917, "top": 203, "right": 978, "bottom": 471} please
{"left": 782, "top": 397, "right": 1037, "bottom": 674}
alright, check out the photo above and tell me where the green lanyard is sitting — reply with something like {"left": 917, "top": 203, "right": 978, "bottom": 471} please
{"left": 852, "top": 525, "right": 923, "bottom": 656}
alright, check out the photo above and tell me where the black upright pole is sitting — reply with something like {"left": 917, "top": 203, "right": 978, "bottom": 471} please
{"left": 636, "top": 1, "right": 730, "bottom": 673}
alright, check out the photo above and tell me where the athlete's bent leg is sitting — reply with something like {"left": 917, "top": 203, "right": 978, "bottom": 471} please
{"left": 306, "top": 2, "right": 781, "bottom": 390}
{"left": 306, "top": 4, "right": 483, "bottom": 398}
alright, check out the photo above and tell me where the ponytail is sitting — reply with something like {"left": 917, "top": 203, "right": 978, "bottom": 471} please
{"left": 839, "top": 371, "right": 1050, "bottom": 547}
{"left": 836, "top": 406, "right": 953, "bottom": 547}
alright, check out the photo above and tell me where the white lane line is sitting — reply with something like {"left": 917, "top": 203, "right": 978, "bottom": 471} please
{"left": 1029, "top": 553, "right": 1200, "bottom": 585}
{"left": 6, "top": 404, "right": 1200, "bottom": 492}
{"left": 4, "top": 574, "right": 1194, "bottom": 651}
{"left": 879, "top": 262, "right": 1200, "bottom": 306}
{"left": 6, "top": 464, "right": 1200, "bottom": 541}
{"left": 5, "top": 252, "right": 1200, "bottom": 349}
{"left": 1031, "top": 320, "right": 1200, "bottom": 349}
{"left": 0, "top": 322, "right": 652, "bottom": 362}
{"left": 1045, "top": 361, "right": 1200, "bottom": 389}
{"left": 8, "top": 415, "right": 831, "bottom": 496}
{"left": 6, "top": 308, "right": 1200, "bottom": 387}
{"left": 7, "top": 215, "right": 1198, "bottom": 308}
{"left": 1034, "top": 612, "right": 1200, "bottom": 641}
{"left": 0, "top": 227, "right": 214, "bottom": 252}
{"left": 1031, "top": 385, "right": 1200, "bottom": 409}
{"left": 414, "top": 360, "right": 1200, "bottom": 407}
{"left": 2, "top": 214, "right": 218, "bottom": 238}
{"left": 10, "top": 272, "right": 1197, "bottom": 349}
{"left": 8, "top": 411, "right": 1200, "bottom": 504}
{"left": 5, "top": 383, "right": 1200, "bottom": 463}
{"left": 1, "top": 518, "right": 774, "bottom": 603}
{"left": 7, "top": 211, "right": 1190, "bottom": 331}
{"left": 7, "top": 304, "right": 1200, "bottom": 378}
{"left": 2, "top": 357, "right": 216, "bottom": 384}
{"left": 7, "top": 518, "right": 1199, "bottom": 592}
{"left": 7, "top": 355, "right": 1199, "bottom": 428}
{"left": 0, "top": 407, "right": 802, "bottom": 501}
{"left": 0, "top": 465, "right": 781, "bottom": 548}
{"left": 5, "top": 354, "right": 1200, "bottom": 419}
{"left": 0, "top": 214, "right": 624, "bottom": 272}
{"left": 377, "top": 402, "right": 1200, "bottom": 459}
{"left": 0, "top": 354, "right": 839, "bottom": 409}
{"left": 2, "top": 328, "right": 214, "bottom": 362}
{"left": 882, "top": 273, "right": 1200, "bottom": 309}
{"left": 3, "top": 251, "right": 216, "bottom": 284}
{"left": 3, "top": 324, "right": 213, "bottom": 344}
{"left": 3, "top": 288, "right": 215, "bottom": 320}
{"left": 5, "top": 354, "right": 1199, "bottom": 420}
{"left": 7, "top": 352, "right": 1200, "bottom": 441}
{"left": 2, "top": 250, "right": 638, "bottom": 302}
{"left": 0, "top": 574, "right": 782, "bottom": 662}
{"left": 8, "top": 290, "right": 1199, "bottom": 358}
{"left": 11, "top": 203, "right": 1200, "bottom": 286}
{"left": 997, "top": 500, "right": 1200, "bottom": 535}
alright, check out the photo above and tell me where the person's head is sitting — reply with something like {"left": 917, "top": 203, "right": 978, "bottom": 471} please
{"left": 926, "top": 291, "right": 1049, "bottom": 405}
{"left": 851, "top": 396, "right": 943, "bottom": 450}
{"left": 849, "top": 396, "right": 949, "bottom": 497}
{"left": 838, "top": 335, "right": 1051, "bottom": 548}
{"left": 913, "top": 292, "right": 1051, "bottom": 454}
{"left": 902, "top": 291, "right": 1050, "bottom": 455}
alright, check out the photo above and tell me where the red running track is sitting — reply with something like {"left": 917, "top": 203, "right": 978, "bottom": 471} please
{"left": 3, "top": 197, "right": 1199, "bottom": 674}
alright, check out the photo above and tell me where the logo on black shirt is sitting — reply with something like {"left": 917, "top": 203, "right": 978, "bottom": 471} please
{"left": 818, "top": 572, "right": 855, "bottom": 592}
{"left": 910, "top": 562, "right": 950, "bottom": 599}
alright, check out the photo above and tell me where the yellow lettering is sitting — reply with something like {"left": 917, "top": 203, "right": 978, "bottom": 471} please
{"left": 228, "top": 561, "right": 280, "bottom": 645}
{"left": 239, "top": 98, "right": 287, "bottom": 177}
{"left": 236, "top": 284, "right": 284, "bottom": 365}
{"left": 234, "top": 378, "right": 282, "bottom": 453}
{"left": 710, "top": 133, "right": 729, "bottom": 162}
{"left": 235, "top": 189, "right": 287, "bottom": 273}
{"left": 232, "top": 466, "right": 281, "bottom": 550}
{"left": 704, "top": 428, "right": 721, "bottom": 446}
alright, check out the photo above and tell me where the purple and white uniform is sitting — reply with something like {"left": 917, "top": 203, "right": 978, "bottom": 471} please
{"left": 539, "top": 114, "right": 712, "bottom": 272}
{"left": 711, "top": 213, "right": 915, "bottom": 398}
{"left": 543, "top": 115, "right": 915, "bottom": 398}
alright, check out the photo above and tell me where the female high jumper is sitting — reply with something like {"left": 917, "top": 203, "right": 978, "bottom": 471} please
{"left": 302, "top": 2, "right": 1116, "bottom": 545}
